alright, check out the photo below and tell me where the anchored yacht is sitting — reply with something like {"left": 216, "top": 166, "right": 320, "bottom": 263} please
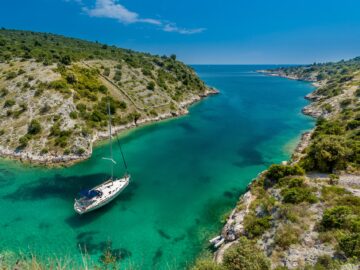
{"left": 74, "top": 100, "right": 130, "bottom": 215}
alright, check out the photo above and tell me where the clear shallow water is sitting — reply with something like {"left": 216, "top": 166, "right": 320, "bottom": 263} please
{"left": 0, "top": 65, "right": 314, "bottom": 269}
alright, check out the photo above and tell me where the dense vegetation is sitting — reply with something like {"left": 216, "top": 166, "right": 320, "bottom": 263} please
{"left": 0, "top": 28, "right": 206, "bottom": 98}
{"left": 0, "top": 29, "right": 211, "bottom": 159}
{"left": 193, "top": 57, "right": 359, "bottom": 270}
{"left": 272, "top": 57, "right": 360, "bottom": 86}
{"left": 271, "top": 57, "right": 359, "bottom": 172}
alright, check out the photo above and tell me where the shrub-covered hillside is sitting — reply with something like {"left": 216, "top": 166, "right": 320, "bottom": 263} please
{"left": 193, "top": 58, "right": 360, "bottom": 270}
{"left": 0, "top": 29, "right": 216, "bottom": 164}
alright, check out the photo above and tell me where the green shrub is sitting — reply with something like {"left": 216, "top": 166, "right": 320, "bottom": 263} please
{"left": 6, "top": 71, "right": 17, "bottom": 80}
{"left": 281, "top": 187, "right": 317, "bottom": 204}
{"left": 346, "top": 120, "right": 360, "bottom": 130}
{"left": 60, "top": 55, "right": 71, "bottom": 65}
{"left": 338, "top": 233, "right": 360, "bottom": 258}
{"left": 19, "top": 134, "right": 31, "bottom": 148}
{"left": 4, "top": 99, "right": 15, "bottom": 107}
{"left": 147, "top": 81, "right": 155, "bottom": 90}
{"left": 265, "top": 164, "right": 304, "bottom": 186}
{"left": 40, "top": 148, "right": 49, "bottom": 155}
{"left": 321, "top": 206, "right": 352, "bottom": 230}
{"left": 222, "top": 237, "right": 270, "bottom": 270}
{"left": 322, "top": 103, "right": 333, "bottom": 113}
{"left": 66, "top": 73, "right": 77, "bottom": 84}
{"left": 98, "top": 85, "right": 108, "bottom": 93}
{"left": 340, "top": 99, "right": 352, "bottom": 107}
{"left": 303, "top": 136, "right": 352, "bottom": 172}
{"left": 76, "top": 103, "right": 87, "bottom": 113}
{"left": 27, "top": 120, "right": 41, "bottom": 135}
{"left": 244, "top": 215, "right": 271, "bottom": 238}
{"left": 103, "top": 67, "right": 110, "bottom": 76}
{"left": 277, "top": 177, "right": 305, "bottom": 188}
{"left": 118, "top": 101, "right": 127, "bottom": 110}
{"left": 113, "top": 70, "right": 121, "bottom": 81}
{"left": 191, "top": 257, "right": 224, "bottom": 270}
{"left": 310, "top": 255, "right": 341, "bottom": 270}
{"left": 49, "top": 79, "right": 68, "bottom": 90}
{"left": 321, "top": 186, "right": 349, "bottom": 203}
{"left": 40, "top": 104, "right": 51, "bottom": 114}
{"left": 69, "top": 111, "right": 78, "bottom": 119}
{"left": 274, "top": 224, "right": 300, "bottom": 249}
{"left": 76, "top": 147, "right": 85, "bottom": 155}
{"left": 1, "top": 87, "right": 9, "bottom": 97}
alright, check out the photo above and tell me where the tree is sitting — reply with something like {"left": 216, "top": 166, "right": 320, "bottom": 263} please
{"left": 147, "top": 81, "right": 155, "bottom": 90}
{"left": 66, "top": 73, "right": 77, "bottom": 84}
{"left": 19, "top": 135, "right": 31, "bottom": 148}
{"left": 170, "top": 54, "right": 177, "bottom": 60}
{"left": 304, "top": 136, "right": 351, "bottom": 172}
{"left": 339, "top": 233, "right": 360, "bottom": 258}
{"left": 265, "top": 164, "right": 304, "bottom": 185}
{"left": 4, "top": 99, "right": 15, "bottom": 107}
{"left": 28, "top": 120, "right": 41, "bottom": 135}
{"left": 60, "top": 55, "right": 71, "bottom": 65}
{"left": 321, "top": 206, "right": 351, "bottom": 230}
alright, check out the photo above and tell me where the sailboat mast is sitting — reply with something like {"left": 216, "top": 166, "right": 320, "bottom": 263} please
{"left": 108, "top": 99, "right": 113, "bottom": 180}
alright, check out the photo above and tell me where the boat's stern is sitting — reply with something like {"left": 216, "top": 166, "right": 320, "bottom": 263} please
{"left": 74, "top": 200, "right": 86, "bottom": 215}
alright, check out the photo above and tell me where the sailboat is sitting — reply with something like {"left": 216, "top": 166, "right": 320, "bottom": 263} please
{"left": 74, "top": 101, "right": 130, "bottom": 215}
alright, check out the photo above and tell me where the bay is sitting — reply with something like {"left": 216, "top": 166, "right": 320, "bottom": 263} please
{"left": 0, "top": 65, "right": 314, "bottom": 269}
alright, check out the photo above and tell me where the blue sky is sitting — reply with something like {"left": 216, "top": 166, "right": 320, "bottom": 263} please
{"left": 1, "top": 0, "right": 360, "bottom": 64}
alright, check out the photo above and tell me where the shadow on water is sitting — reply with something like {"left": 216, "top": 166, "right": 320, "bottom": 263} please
{"left": 0, "top": 168, "right": 15, "bottom": 187}
{"left": 223, "top": 188, "right": 242, "bottom": 199}
{"left": 76, "top": 230, "right": 132, "bottom": 259}
{"left": 233, "top": 146, "right": 265, "bottom": 167}
{"left": 2, "top": 216, "right": 23, "bottom": 228}
{"left": 4, "top": 172, "right": 139, "bottom": 201}
{"left": 157, "top": 229, "right": 171, "bottom": 240}
{"left": 197, "top": 175, "right": 212, "bottom": 184}
{"left": 38, "top": 221, "right": 52, "bottom": 230}
{"left": 172, "top": 234, "right": 186, "bottom": 243}
{"left": 177, "top": 122, "right": 197, "bottom": 133}
{"left": 152, "top": 247, "right": 163, "bottom": 268}
{"left": 3, "top": 173, "right": 109, "bottom": 201}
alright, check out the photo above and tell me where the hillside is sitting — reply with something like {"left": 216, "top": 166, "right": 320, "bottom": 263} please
{"left": 0, "top": 29, "right": 217, "bottom": 165}
{"left": 193, "top": 58, "right": 360, "bottom": 270}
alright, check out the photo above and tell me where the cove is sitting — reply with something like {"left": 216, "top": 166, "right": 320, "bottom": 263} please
{"left": 0, "top": 65, "right": 315, "bottom": 269}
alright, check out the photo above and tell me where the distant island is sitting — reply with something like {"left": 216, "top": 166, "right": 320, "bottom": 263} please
{"left": 193, "top": 58, "right": 360, "bottom": 270}
{"left": 0, "top": 29, "right": 217, "bottom": 165}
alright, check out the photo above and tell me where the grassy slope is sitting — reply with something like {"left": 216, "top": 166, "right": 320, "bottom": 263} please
{"left": 0, "top": 29, "right": 213, "bottom": 163}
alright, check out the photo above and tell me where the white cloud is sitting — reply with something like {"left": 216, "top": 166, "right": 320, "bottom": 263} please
{"left": 83, "top": 0, "right": 160, "bottom": 25}
{"left": 163, "top": 24, "right": 206, "bottom": 35}
{"left": 79, "top": 0, "right": 204, "bottom": 34}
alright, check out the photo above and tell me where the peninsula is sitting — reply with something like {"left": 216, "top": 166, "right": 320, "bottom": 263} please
{"left": 193, "top": 58, "right": 360, "bottom": 270}
{"left": 0, "top": 29, "right": 217, "bottom": 165}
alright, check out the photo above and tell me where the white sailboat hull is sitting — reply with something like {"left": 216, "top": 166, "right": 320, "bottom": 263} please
{"left": 74, "top": 175, "right": 130, "bottom": 215}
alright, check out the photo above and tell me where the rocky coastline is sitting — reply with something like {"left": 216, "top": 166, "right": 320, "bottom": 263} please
{"left": 0, "top": 88, "right": 218, "bottom": 167}
{"left": 213, "top": 71, "right": 323, "bottom": 263}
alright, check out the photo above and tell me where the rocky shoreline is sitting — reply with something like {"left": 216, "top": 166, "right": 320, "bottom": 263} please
{"left": 0, "top": 88, "right": 219, "bottom": 167}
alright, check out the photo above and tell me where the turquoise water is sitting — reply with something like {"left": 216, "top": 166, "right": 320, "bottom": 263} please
{"left": 0, "top": 65, "right": 314, "bottom": 269}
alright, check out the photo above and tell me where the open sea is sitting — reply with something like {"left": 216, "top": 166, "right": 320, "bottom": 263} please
{"left": 0, "top": 65, "right": 315, "bottom": 269}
